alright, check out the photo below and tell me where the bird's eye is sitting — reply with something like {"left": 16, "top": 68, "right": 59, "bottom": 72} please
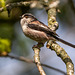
{"left": 25, "top": 16, "right": 28, "bottom": 18}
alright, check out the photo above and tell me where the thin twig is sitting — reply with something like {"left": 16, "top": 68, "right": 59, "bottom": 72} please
{"left": 2, "top": 54, "right": 65, "bottom": 74}
{"left": 41, "top": 63, "right": 66, "bottom": 75}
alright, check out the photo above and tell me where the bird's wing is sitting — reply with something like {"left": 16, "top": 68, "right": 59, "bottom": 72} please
{"left": 28, "top": 20, "right": 59, "bottom": 37}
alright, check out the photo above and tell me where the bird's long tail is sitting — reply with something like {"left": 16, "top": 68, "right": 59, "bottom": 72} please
{"left": 54, "top": 36, "right": 75, "bottom": 48}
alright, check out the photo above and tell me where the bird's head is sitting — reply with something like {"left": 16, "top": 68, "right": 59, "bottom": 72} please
{"left": 20, "top": 13, "right": 37, "bottom": 26}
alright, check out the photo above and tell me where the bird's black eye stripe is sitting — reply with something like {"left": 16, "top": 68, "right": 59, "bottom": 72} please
{"left": 24, "top": 14, "right": 37, "bottom": 20}
{"left": 25, "top": 16, "right": 28, "bottom": 18}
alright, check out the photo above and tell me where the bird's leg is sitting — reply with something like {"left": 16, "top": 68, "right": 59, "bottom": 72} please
{"left": 32, "top": 43, "right": 44, "bottom": 49}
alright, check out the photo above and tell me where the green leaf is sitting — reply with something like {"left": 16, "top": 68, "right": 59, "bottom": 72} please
{"left": 0, "top": 38, "right": 11, "bottom": 56}
{"left": 0, "top": 0, "right": 6, "bottom": 10}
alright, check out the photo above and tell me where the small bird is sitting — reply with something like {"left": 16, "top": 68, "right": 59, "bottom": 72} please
{"left": 20, "top": 13, "right": 75, "bottom": 48}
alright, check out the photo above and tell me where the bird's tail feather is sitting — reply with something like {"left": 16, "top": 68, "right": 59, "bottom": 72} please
{"left": 54, "top": 36, "right": 75, "bottom": 48}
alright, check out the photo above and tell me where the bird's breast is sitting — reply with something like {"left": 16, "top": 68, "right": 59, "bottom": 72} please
{"left": 22, "top": 24, "right": 28, "bottom": 32}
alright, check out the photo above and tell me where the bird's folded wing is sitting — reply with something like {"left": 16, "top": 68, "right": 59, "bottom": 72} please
{"left": 28, "top": 20, "right": 59, "bottom": 37}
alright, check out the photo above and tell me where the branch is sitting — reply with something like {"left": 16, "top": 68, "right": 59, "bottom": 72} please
{"left": 0, "top": 1, "right": 44, "bottom": 13}
{"left": 0, "top": 0, "right": 60, "bottom": 13}
{"left": 32, "top": 43, "right": 46, "bottom": 75}
{"left": 47, "top": 41, "right": 74, "bottom": 75}
{"left": 0, "top": 1, "right": 31, "bottom": 12}
{"left": 47, "top": 2, "right": 74, "bottom": 75}
{"left": 0, "top": 1, "right": 44, "bottom": 17}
